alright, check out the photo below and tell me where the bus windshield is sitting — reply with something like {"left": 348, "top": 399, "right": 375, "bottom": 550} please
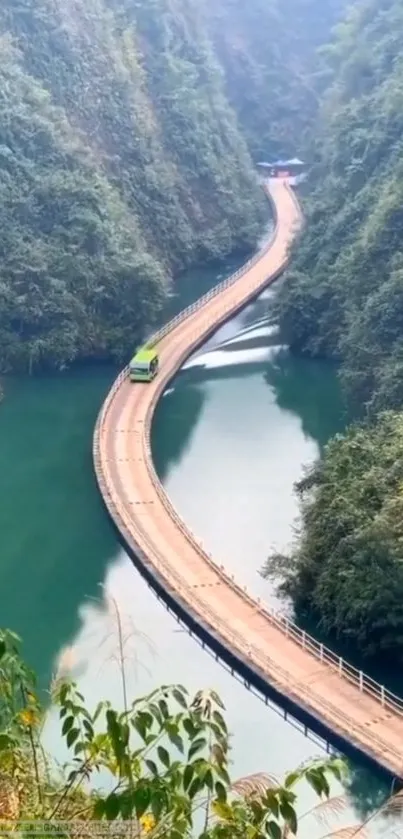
{"left": 130, "top": 366, "right": 148, "bottom": 374}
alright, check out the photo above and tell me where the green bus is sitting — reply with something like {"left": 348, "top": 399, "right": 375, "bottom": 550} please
{"left": 129, "top": 347, "right": 159, "bottom": 382}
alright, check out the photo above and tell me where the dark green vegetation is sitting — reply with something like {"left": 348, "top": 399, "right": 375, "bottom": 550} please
{"left": 277, "top": 0, "right": 403, "bottom": 417}
{"left": 0, "top": 0, "right": 266, "bottom": 373}
{"left": 0, "top": 299, "right": 393, "bottom": 825}
{"left": 0, "top": 31, "right": 165, "bottom": 373}
{"left": 0, "top": 627, "right": 344, "bottom": 832}
{"left": 204, "top": 0, "right": 346, "bottom": 160}
{"left": 270, "top": 0, "right": 403, "bottom": 663}
{"left": 266, "top": 413, "right": 403, "bottom": 662}
{"left": 0, "top": 0, "right": 348, "bottom": 373}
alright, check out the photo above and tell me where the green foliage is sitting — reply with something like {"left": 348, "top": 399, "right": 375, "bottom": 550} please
{"left": 0, "top": 629, "right": 346, "bottom": 834}
{"left": 0, "top": 0, "right": 350, "bottom": 373}
{"left": 0, "top": 0, "right": 267, "bottom": 373}
{"left": 263, "top": 413, "right": 403, "bottom": 661}
{"left": 202, "top": 0, "right": 347, "bottom": 161}
{"left": 268, "top": 0, "right": 403, "bottom": 664}
{"left": 276, "top": 0, "right": 403, "bottom": 415}
{"left": 0, "top": 34, "right": 166, "bottom": 373}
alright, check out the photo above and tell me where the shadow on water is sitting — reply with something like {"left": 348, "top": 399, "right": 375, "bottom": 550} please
{"left": 264, "top": 349, "right": 348, "bottom": 453}
{"left": 0, "top": 241, "right": 399, "bottom": 829}
{"left": 152, "top": 383, "right": 206, "bottom": 484}
{"left": 344, "top": 764, "right": 396, "bottom": 823}
{"left": 0, "top": 367, "right": 118, "bottom": 687}
{"left": 151, "top": 351, "right": 279, "bottom": 484}
{"left": 0, "top": 252, "right": 253, "bottom": 688}
{"left": 150, "top": 287, "right": 402, "bottom": 827}
{"left": 151, "top": 251, "right": 260, "bottom": 483}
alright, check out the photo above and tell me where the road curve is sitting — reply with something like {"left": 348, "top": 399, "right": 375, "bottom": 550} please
{"left": 94, "top": 178, "right": 403, "bottom": 779}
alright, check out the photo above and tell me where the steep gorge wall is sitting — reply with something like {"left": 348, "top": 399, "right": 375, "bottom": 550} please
{"left": 0, "top": 0, "right": 345, "bottom": 373}
{"left": 0, "top": 0, "right": 264, "bottom": 372}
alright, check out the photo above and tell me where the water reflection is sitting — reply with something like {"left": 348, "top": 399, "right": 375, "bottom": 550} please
{"left": 265, "top": 350, "right": 347, "bottom": 453}
{"left": 44, "top": 548, "right": 330, "bottom": 779}
{"left": 0, "top": 367, "right": 119, "bottom": 687}
{"left": 151, "top": 290, "right": 324, "bottom": 605}
{"left": 0, "top": 257, "right": 396, "bottom": 833}
{"left": 153, "top": 383, "right": 205, "bottom": 483}
{"left": 42, "top": 549, "right": 395, "bottom": 837}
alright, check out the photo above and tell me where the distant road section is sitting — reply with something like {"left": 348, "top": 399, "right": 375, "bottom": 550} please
{"left": 94, "top": 178, "right": 403, "bottom": 780}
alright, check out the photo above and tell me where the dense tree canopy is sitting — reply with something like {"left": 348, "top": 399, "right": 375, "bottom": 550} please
{"left": 0, "top": 0, "right": 267, "bottom": 372}
{"left": 0, "top": 36, "right": 167, "bottom": 372}
{"left": 276, "top": 0, "right": 403, "bottom": 415}
{"left": 2, "top": 0, "right": 270, "bottom": 266}
{"left": 266, "top": 0, "right": 403, "bottom": 665}
{"left": 0, "top": 0, "right": 347, "bottom": 373}
{"left": 203, "top": 0, "right": 347, "bottom": 161}
{"left": 264, "top": 413, "right": 403, "bottom": 662}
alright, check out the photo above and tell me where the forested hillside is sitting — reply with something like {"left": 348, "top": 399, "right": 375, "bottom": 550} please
{"left": 0, "top": 0, "right": 266, "bottom": 372}
{"left": 204, "top": 0, "right": 346, "bottom": 160}
{"left": 266, "top": 413, "right": 403, "bottom": 663}
{"left": 277, "top": 0, "right": 403, "bottom": 416}
{"left": 269, "top": 0, "right": 403, "bottom": 664}
{"left": 0, "top": 0, "right": 346, "bottom": 373}
{"left": 0, "top": 35, "right": 167, "bottom": 373}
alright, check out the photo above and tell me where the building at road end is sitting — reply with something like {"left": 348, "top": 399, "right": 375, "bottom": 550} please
{"left": 257, "top": 157, "right": 308, "bottom": 186}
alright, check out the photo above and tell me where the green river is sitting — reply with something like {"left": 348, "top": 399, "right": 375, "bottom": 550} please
{"left": 0, "top": 254, "right": 397, "bottom": 837}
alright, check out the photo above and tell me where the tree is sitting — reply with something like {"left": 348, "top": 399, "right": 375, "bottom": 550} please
{"left": 202, "top": 0, "right": 348, "bottom": 160}
{"left": 0, "top": 627, "right": 347, "bottom": 833}
{"left": 276, "top": 0, "right": 403, "bottom": 417}
{"left": 262, "top": 413, "right": 403, "bottom": 663}
{"left": 2, "top": 626, "right": 403, "bottom": 836}
{"left": 0, "top": 0, "right": 269, "bottom": 373}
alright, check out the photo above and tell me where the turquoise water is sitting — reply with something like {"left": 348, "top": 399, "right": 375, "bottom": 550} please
{"left": 152, "top": 287, "right": 346, "bottom": 606}
{"left": 0, "top": 257, "right": 396, "bottom": 835}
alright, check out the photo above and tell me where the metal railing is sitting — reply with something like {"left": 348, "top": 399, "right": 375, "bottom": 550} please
{"left": 93, "top": 180, "right": 403, "bottom": 755}
{"left": 143, "top": 191, "right": 280, "bottom": 351}
{"left": 92, "top": 447, "right": 403, "bottom": 768}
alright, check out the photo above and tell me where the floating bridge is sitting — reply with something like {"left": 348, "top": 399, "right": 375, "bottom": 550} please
{"left": 94, "top": 178, "right": 403, "bottom": 781}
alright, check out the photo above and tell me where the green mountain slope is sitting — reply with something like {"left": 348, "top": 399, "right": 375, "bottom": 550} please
{"left": 0, "top": 0, "right": 348, "bottom": 373}
{"left": 203, "top": 0, "right": 346, "bottom": 160}
{"left": 0, "top": 0, "right": 266, "bottom": 372}
{"left": 0, "top": 35, "right": 166, "bottom": 372}
{"left": 277, "top": 0, "right": 403, "bottom": 415}
{"left": 268, "top": 0, "right": 403, "bottom": 664}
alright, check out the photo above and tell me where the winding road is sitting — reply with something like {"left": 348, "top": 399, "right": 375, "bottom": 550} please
{"left": 93, "top": 178, "right": 403, "bottom": 780}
